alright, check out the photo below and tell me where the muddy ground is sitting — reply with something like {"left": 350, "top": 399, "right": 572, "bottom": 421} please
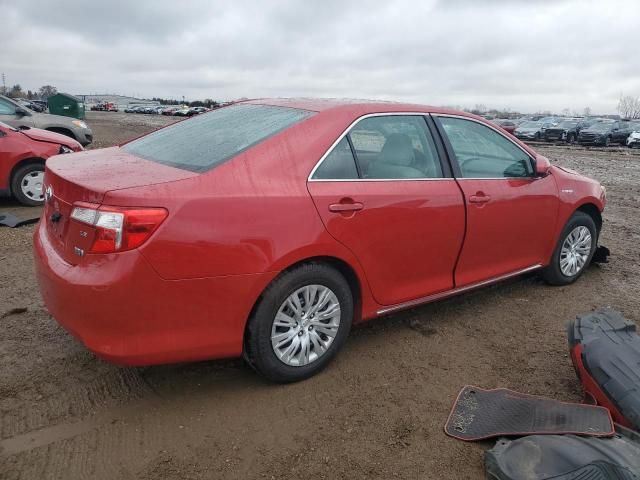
{"left": 1, "top": 112, "right": 639, "bottom": 479}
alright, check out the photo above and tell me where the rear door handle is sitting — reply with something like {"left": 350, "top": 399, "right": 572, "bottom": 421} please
{"left": 469, "top": 194, "right": 491, "bottom": 204}
{"left": 329, "top": 201, "right": 364, "bottom": 212}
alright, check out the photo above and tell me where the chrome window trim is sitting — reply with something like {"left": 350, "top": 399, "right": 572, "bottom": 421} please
{"left": 307, "top": 112, "right": 446, "bottom": 182}
{"left": 433, "top": 113, "right": 537, "bottom": 179}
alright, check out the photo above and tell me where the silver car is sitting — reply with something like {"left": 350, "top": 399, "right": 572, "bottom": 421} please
{"left": 0, "top": 95, "right": 93, "bottom": 146}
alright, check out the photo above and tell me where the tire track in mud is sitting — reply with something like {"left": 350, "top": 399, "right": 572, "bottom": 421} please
{"left": 1, "top": 367, "right": 153, "bottom": 441}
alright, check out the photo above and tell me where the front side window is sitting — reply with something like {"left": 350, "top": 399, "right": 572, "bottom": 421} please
{"left": 0, "top": 99, "right": 16, "bottom": 115}
{"left": 123, "top": 104, "right": 314, "bottom": 172}
{"left": 439, "top": 117, "right": 534, "bottom": 178}
{"left": 349, "top": 116, "right": 443, "bottom": 179}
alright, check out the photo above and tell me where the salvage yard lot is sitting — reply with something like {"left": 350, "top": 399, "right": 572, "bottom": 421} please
{"left": 1, "top": 112, "right": 640, "bottom": 479}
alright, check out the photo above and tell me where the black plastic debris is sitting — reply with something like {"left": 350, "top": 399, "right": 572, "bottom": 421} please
{"left": 569, "top": 308, "right": 640, "bottom": 430}
{"left": 485, "top": 427, "right": 640, "bottom": 479}
{"left": 444, "top": 386, "right": 614, "bottom": 441}
{"left": 592, "top": 245, "right": 611, "bottom": 264}
{"left": 0, "top": 213, "right": 40, "bottom": 228}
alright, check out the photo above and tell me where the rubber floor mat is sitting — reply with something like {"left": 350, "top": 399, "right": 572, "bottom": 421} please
{"left": 569, "top": 308, "right": 640, "bottom": 430}
{"left": 444, "top": 386, "right": 614, "bottom": 441}
{"left": 485, "top": 427, "right": 640, "bottom": 479}
{"left": 0, "top": 212, "right": 40, "bottom": 228}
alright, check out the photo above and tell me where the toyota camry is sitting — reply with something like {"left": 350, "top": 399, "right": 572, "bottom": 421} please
{"left": 34, "top": 99, "right": 606, "bottom": 382}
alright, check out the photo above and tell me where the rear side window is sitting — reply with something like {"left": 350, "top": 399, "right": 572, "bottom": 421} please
{"left": 123, "top": 104, "right": 314, "bottom": 172}
{"left": 349, "top": 116, "right": 443, "bottom": 179}
{"left": 312, "top": 137, "right": 359, "bottom": 179}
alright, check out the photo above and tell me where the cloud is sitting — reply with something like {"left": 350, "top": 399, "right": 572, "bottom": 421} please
{"left": 2, "top": 0, "right": 638, "bottom": 113}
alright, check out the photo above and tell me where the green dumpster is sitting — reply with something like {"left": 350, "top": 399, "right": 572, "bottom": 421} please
{"left": 47, "top": 93, "right": 85, "bottom": 119}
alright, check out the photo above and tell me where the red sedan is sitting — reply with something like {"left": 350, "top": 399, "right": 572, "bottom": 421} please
{"left": 34, "top": 99, "right": 606, "bottom": 382}
{"left": 1, "top": 122, "right": 82, "bottom": 205}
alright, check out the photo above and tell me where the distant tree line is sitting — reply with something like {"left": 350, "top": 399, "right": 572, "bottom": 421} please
{"left": 1, "top": 83, "right": 58, "bottom": 100}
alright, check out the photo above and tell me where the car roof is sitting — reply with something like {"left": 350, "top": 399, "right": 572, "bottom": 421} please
{"left": 241, "top": 97, "right": 474, "bottom": 117}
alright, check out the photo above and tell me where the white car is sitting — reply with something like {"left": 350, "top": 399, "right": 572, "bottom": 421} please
{"left": 627, "top": 131, "right": 640, "bottom": 148}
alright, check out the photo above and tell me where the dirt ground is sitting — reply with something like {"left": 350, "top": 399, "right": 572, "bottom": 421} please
{"left": 1, "top": 112, "right": 639, "bottom": 479}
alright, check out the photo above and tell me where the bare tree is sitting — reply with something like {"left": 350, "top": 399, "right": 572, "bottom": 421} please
{"left": 38, "top": 85, "right": 58, "bottom": 99}
{"left": 472, "top": 104, "right": 487, "bottom": 115}
{"left": 8, "top": 84, "right": 24, "bottom": 98}
{"left": 617, "top": 94, "right": 640, "bottom": 119}
{"left": 583, "top": 106, "right": 592, "bottom": 117}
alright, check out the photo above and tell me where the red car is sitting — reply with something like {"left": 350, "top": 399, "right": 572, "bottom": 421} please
{"left": 492, "top": 119, "right": 517, "bottom": 135}
{"left": 0, "top": 122, "right": 82, "bottom": 205}
{"left": 34, "top": 99, "right": 606, "bottom": 382}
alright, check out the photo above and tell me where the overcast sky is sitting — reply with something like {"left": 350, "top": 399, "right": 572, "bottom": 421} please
{"left": 2, "top": 0, "right": 638, "bottom": 113}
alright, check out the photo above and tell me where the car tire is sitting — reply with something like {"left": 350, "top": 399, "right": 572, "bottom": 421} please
{"left": 604, "top": 136, "right": 610, "bottom": 147}
{"left": 535, "top": 132, "right": 541, "bottom": 140}
{"left": 11, "top": 163, "right": 46, "bottom": 206}
{"left": 567, "top": 133, "right": 575, "bottom": 144}
{"left": 244, "top": 262, "right": 353, "bottom": 383}
{"left": 541, "top": 211, "right": 598, "bottom": 286}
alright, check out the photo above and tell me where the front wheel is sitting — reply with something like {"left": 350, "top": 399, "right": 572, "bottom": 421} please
{"left": 11, "top": 163, "right": 45, "bottom": 206}
{"left": 542, "top": 211, "right": 597, "bottom": 285}
{"left": 244, "top": 263, "right": 353, "bottom": 383}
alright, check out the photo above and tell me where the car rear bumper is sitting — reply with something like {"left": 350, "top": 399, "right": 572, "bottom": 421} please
{"left": 33, "top": 221, "right": 269, "bottom": 365}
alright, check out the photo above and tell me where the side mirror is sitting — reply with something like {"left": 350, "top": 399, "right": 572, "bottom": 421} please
{"left": 15, "top": 107, "right": 29, "bottom": 117}
{"left": 535, "top": 155, "right": 551, "bottom": 177}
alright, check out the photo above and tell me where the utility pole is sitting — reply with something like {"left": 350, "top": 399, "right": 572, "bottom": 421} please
{"left": 1, "top": 73, "right": 6, "bottom": 94}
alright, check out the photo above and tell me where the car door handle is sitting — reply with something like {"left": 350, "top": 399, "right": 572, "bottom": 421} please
{"left": 469, "top": 194, "right": 491, "bottom": 204}
{"left": 328, "top": 201, "right": 364, "bottom": 212}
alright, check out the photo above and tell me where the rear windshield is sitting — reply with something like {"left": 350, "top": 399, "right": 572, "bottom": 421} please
{"left": 123, "top": 104, "right": 314, "bottom": 172}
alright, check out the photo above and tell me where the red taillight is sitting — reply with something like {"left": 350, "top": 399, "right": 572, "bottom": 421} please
{"left": 70, "top": 205, "right": 168, "bottom": 254}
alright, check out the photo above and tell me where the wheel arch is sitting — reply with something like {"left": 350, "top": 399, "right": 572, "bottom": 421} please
{"left": 576, "top": 202, "right": 603, "bottom": 235}
{"left": 45, "top": 126, "right": 76, "bottom": 140}
{"left": 243, "top": 255, "right": 364, "bottom": 347}
{"left": 9, "top": 157, "right": 46, "bottom": 194}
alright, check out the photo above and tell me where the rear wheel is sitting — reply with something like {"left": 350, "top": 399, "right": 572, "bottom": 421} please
{"left": 542, "top": 211, "right": 597, "bottom": 285}
{"left": 11, "top": 163, "right": 45, "bottom": 206}
{"left": 604, "top": 136, "right": 610, "bottom": 147}
{"left": 244, "top": 263, "right": 353, "bottom": 383}
{"left": 567, "top": 133, "right": 575, "bottom": 144}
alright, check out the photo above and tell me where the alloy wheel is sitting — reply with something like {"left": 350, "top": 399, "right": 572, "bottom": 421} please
{"left": 270, "top": 285, "right": 341, "bottom": 367}
{"left": 559, "top": 226, "right": 592, "bottom": 277}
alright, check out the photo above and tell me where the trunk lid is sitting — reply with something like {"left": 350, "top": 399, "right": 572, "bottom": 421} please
{"left": 43, "top": 147, "right": 197, "bottom": 264}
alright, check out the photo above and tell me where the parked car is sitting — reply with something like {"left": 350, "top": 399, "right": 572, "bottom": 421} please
{"left": 187, "top": 106, "right": 209, "bottom": 116}
{"left": 544, "top": 119, "right": 583, "bottom": 143}
{"left": 124, "top": 106, "right": 139, "bottom": 113}
{"left": 34, "top": 99, "right": 606, "bottom": 382}
{"left": 577, "top": 121, "right": 619, "bottom": 146}
{"left": 161, "top": 106, "right": 181, "bottom": 115}
{"left": 0, "top": 95, "right": 92, "bottom": 146}
{"left": 627, "top": 130, "right": 640, "bottom": 148}
{"left": 0, "top": 121, "right": 82, "bottom": 205}
{"left": 537, "top": 116, "right": 562, "bottom": 126}
{"left": 513, "top": 120, "right": 548, "bottom": 141}
{"left": 17, "top": 99, "right": 46, "bottom": 113}
{"left": 173, "top": 107, "right": 191, "bottom": 116}
{"left": 611, "top": 121, "right": 640, "bottom": 145}
{"left": 491, "top": 119, "right": 517, "bottom": 134}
